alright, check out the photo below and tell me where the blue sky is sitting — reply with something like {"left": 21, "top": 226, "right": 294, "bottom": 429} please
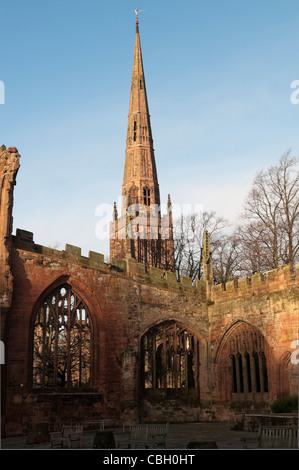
{"left": 1, "top": 0, "right": 298, "bottom": 258}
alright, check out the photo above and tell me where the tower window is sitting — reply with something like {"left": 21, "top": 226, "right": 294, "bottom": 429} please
{"left": 143, "top": 187, "right": 150, "bottom": 206}
{"left": 129, "top": 184, "right": 138, "bottom": 204}
{"left": 133, "top": 120, "right": 137, "bottom": 141}
{"left": 140, "top": 79, "right": 143, "bottom": 89}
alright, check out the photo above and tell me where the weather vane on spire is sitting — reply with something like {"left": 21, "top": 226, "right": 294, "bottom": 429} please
{"left": 135, "top": 9, "right": 145, "bottom": 21}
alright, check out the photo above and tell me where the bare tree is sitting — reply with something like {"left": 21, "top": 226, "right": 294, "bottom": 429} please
{"left": 240, "top": 150, "right": 299, "bottom": 272}
{"left": 272, "top": 151, "right": 299, "bottom": 267}
{"left": 242, "top": 167, "right": 282, "bottom": 269}
{"left": 173, "top": 210, "right": 228, "bottom": 282}
{"left": 212, "top": 232, "right": 241, "bottom": 284}
{"left": 172, "top": 152, "right": 298, "bottom": 282}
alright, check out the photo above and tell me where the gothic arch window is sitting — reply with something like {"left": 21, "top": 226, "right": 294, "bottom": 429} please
{"left": 219, "top": 322, "right": 269, "bottom": 399}
{"left": 32, "top": 284, "right": 92, "bottom": 389}
{"left": 141, "top": 321, "right": 199, "bottom": 393}
{"left": 129, "top": 184, "right": 139, "bottom": 205}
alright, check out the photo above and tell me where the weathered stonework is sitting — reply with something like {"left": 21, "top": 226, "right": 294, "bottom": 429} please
{"left": 1, "top": 224, "right": 298, "bottom": 435}
{"left": 1, "top": 19, "right": 298, "bottom": 438}
{"left": 0, "top": 145, "right": 20, "bottom": 316}
{"left": 110, "top": 18, "right": 175, "bottom": 272}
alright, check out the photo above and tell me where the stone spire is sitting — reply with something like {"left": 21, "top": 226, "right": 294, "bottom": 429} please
{"left": 122, "top": 14, "right": 160, "bottom": 209}
{"left": 110, "top": 16, "right": 174, "bottom": 272}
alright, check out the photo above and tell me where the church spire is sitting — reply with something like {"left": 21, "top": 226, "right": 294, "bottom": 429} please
{"left": 122, "top": 13, "right": 160, "bottom": 207}
{"left": 110, "top": 14, "right": 174, "bottom": 273}
{"left": 128, "top": 11, "right": 150, "bottom": 117}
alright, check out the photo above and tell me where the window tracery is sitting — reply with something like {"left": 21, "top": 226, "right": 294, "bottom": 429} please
{"left": 141, "top": 321, "right": 198, "bottom": 392}
{"left": 227, "top": 323, "right": 269, "bottom": 395}
{"left": 32, "top": 284, "right": 92, "bottom": 389}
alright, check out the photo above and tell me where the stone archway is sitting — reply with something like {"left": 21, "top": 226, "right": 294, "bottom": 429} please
{"left": 138, "top": 320, "right": 207, "bottom": 423}
{"left": 140, "top": 320, "right": 199, "bottom": 394}
{"left": 215, "top": 321, "right": 273, "bottom": 403}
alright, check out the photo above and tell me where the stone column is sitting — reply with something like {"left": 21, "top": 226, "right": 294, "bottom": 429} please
{"left": 242, "top": 354, "right": 249, "bottom": 394}
{"left": 258, "top": 352, "right": 265, "bottom": 394}
{"left": 121, "top": 349, "right": 138, "bottom": 424}
{"left": 235, "top": 354, "right": 241, "bottom": 393}
{"left": 250, "top": 353, "right": 257, "bottom": 393}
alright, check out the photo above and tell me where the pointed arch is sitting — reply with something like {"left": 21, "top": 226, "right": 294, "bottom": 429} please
{"left": 129, "top": 183, "right": 139, "bottom": 205}
{"left": 215, "top": 320, "right": 271, "bottom": 401}
{"left": 143, "top": 185, "right": 151, "bottom": 206}
{"left": 140, "top": 319, "right": 205, "bottom": 396}
{"left": 31, "top": 283, "right": 93, "bottom": 389}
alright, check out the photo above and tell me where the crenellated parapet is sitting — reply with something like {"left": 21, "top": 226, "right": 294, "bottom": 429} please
{"left": 12, "top": 228, "right": 299, "bottom": 306}
{"left": 12, "top": 229, "right": 106, "bottom": 270}
{"left": 210, "top": 265, "right": 299, "bottom": 303}
{"left": 12, "top": 229, "right": 207, "bottom": 300}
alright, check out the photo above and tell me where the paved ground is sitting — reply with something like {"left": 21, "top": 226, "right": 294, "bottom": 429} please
{"left": 1, "top": 422, "right": 259, "bottom": 450}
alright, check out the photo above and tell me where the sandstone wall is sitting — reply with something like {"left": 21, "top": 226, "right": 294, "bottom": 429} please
{"left": 3, "top": 232, "right": 209, "bottom": 435}
{"left": 0, "top": 146, "right": 20, "bottom": 326}
{"left": 2, "top": 228, "right": 298, "bottom": 435}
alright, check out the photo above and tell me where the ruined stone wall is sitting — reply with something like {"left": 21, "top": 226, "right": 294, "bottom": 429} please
{"left": 0, "top": 146, "right": 20, "bottom": 327}
{"left": 3, "top": 233, "right": 210, "bottom": 435}
{"left": 210, "top": 267, "right": 299, "bottom": 363}
{"left": 208, "top": 267, "right": 299, "bottom": 418}
{"left": 2, "top": 228, "right": 298, "bottom": 435}
{"left": 0, "top": 146, "right": 20, "bottom": 437}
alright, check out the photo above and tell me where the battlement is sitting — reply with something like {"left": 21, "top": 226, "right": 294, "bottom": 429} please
{"left": 210, "top": 264, "right": 299, "bottom": 302}
{"left": 11, "top": 229, "right": 206, "bottom": 296}
{"left": 12, "top": 229, "right": 299, "bottom": 301}
{"left": 12, "top": 229, "right": 106, "bottom": 270}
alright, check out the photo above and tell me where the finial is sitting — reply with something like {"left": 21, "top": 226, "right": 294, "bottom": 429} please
{"left": 113, "top": 201, "right": 118, "bottom": 220}
{"left": 203, "top": 231, "right": 211, "bottom": 263}
{"left": 135, "top": 9, "right": 145, "bottom": 23}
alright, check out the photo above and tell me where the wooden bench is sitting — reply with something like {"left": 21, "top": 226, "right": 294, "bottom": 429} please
{"left": 243, "top": 425, "right": 298, "bottom": 449}
{"left": 50, "top": 425, "right": 83, "bottom": 448}
{"left": 114, "top": 423, "right": 169, "bottom": 449}
{"left": 80, "top": 419, "right": 114, "bottom": 431}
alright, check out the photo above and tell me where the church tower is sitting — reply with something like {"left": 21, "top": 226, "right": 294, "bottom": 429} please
{"left": 110, "top": 14, "right": 174, "bottom": 272}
